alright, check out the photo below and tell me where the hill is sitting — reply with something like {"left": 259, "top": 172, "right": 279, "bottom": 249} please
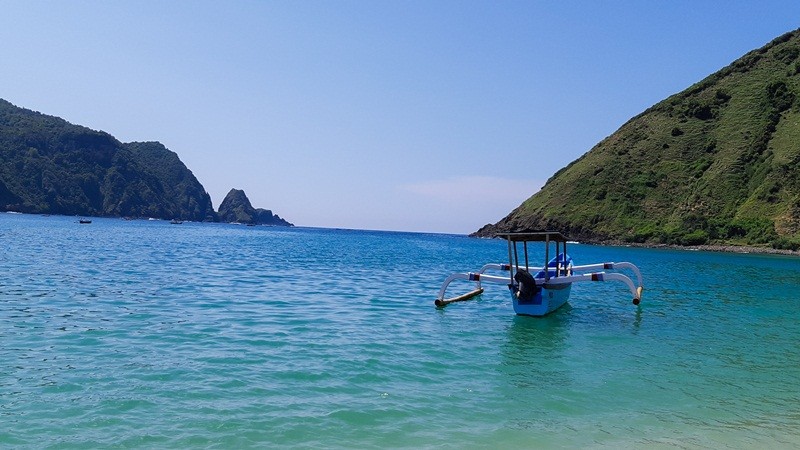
{"left": 0, "top": 99, "right": 216, "bottom": 221}
{"left": 475, "top": 29, "right": 800, "bottom": 250}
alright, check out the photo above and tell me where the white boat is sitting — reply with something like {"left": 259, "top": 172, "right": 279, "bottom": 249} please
{"left": 435, "top": 232, "right": 643, "bottom": 316}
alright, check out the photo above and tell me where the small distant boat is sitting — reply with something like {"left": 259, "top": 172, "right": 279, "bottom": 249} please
{"left": 170, "top": 219, "right": 183, "bottom": 225}
{"left": 435, "top": 232, "right": 644, "bottom": 316}
{"left": 79, "top": 219, "right": 92, "bottom": 224}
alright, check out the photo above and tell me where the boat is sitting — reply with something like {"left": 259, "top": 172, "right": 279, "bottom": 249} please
{"left": 435, "top": 232, "right": 643, "bottom": 316}
{"left": 170, "top": 219, "right": 183, "bottom": 224}
{"left": 78, "top": 219, "right": 92, "bottom": 224}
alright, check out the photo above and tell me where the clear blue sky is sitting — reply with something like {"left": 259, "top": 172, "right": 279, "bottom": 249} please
{"left": 2, "top": 1, "right": 799, "bottom": 233}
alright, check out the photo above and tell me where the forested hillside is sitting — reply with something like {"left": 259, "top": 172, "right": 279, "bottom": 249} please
{"left": 0, "top": 99, "right": 216, "bottom": 221}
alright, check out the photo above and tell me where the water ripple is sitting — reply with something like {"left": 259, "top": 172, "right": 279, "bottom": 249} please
{"left": 1, "top": 215, "right": 799, "bottom": 448}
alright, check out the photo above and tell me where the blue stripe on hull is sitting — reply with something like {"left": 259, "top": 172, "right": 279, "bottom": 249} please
{"left": 511, "top": 283, "right": 572, "bottom": 316}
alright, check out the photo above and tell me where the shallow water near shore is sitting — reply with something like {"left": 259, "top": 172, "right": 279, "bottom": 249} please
{"left": 1, "top": 213, "right": 799, "bottom": 448}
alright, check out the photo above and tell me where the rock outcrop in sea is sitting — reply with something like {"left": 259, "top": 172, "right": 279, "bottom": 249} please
{"left": 217, "top": 188, "right": 293, "bottom": 226}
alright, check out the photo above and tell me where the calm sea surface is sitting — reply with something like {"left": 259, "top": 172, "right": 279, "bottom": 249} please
{"left": 1, "top": 213, "right": 799, "bottom": 449}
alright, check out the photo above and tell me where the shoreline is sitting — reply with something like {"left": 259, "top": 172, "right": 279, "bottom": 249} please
{"left": 474, "top": 226, "right": 800, "bottom": 257}
{"left": 588, "top": 240, "right": 800, "bottom": 256}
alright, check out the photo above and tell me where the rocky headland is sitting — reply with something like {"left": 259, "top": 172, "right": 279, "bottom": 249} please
{"left": 0, "top": 99, "right": 294, "bottom": 226}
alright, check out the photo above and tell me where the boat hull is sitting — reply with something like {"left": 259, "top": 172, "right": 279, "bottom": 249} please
{"left": 511, "top": 282, "right": 572, "bottom": 316}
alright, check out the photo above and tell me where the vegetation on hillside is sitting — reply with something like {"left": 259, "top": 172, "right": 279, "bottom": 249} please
{"left": 476, "top": 29, "right": 800, "bottom": 250}
{"left": 0, "top": 99, "right": 216, "bottom": 221}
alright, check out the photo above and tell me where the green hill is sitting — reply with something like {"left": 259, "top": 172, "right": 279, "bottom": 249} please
{"left": 475, "top": 29, "right": 800, "bottom": 250}
{"left": 0, "top": 99, "right": 216, "bottom": 221}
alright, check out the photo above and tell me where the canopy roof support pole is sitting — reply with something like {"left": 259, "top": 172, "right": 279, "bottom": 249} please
{"left": 523, "top": 241, "right": 529, "bottom": 272}
{"left": 513, "top": 241, "right": 519, "bottom": 274}
{"left": 556, "top": 241, "right": 562, "bottom": 277}
{"left": 545, "top": 235, "right": 550, "bottom": 281}
{"left": 507, "top": 239, "right": 514, "bottom": 284}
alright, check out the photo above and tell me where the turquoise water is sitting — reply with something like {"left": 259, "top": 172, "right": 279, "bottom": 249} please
{"left": 1, "top": 213, "right": 799, "bottom": 448}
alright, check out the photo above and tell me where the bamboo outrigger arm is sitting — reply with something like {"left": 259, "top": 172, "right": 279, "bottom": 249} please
{"left": 435, "top": 272, "right": 509, "bottom": 307}
{"left": 509, "top": 262, "right": 643, "bottom": 289}
{"left": 568, "top": 262, "right": 643, "bottom": 292}
{"left": 543, "top": 272, "right": 643, "bottom": 305}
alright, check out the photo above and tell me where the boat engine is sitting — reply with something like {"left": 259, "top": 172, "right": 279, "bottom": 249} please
{"left": 513, "top": 269, "right": 538, "bottom": 303}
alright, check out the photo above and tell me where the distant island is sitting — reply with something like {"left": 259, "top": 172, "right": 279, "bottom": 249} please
{"left": 476, "top": 28, "right": 800, "bottom": 251}
{"left": 0, "top": 99, "right": 292, "bottom": 226}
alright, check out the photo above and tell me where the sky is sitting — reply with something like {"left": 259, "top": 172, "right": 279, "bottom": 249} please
{"left": 2, "top": 1, "right": 800, "bottom": 233}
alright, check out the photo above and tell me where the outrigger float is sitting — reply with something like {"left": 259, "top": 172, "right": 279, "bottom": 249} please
{"left": 435, "top": 232, "right": 643, "bottom": 316}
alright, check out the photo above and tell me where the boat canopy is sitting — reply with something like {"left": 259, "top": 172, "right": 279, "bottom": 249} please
{"left": 496, "top": 231, "right": 568, "bottom": 243}
{"left": 497, "top": 231, "right": 569, "bottom": 282}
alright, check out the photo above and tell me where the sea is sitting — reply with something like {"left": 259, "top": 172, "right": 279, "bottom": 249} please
{"left": 1, "top": 213, "right": 799, "bottom": 449}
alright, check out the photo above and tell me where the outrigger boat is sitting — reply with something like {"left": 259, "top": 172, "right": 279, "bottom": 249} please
{"left": 435, "top": 232, "right": 643, "bottom": 316}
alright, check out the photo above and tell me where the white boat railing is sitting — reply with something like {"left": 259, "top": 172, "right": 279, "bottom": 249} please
{"left": 436, "top": 261, "right": 644, "bottom": 307}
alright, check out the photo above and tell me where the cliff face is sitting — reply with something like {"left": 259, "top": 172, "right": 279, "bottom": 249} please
{"left": 123, "top": 141, "right": 217, "bottom": 221}
{"left": 217, "top": 188, "right": 293, "bottom": 226}
{"left": 476, "top": 29, "right": 800, "bottom": 249}
{"left": 0, "top": 99, "right": 216, "bottom": 221}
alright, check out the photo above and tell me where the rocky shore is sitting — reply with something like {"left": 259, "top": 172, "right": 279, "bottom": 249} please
{"left": 588, "top": 241, "right": 800, "bottom": 256}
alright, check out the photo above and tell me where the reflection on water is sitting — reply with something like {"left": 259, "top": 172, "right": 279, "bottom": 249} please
{"left": 506, "top": 308, "right": 571, "bottom": 350}
{"left": 499, "top": 308, "right": 571, "bottom": 389}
